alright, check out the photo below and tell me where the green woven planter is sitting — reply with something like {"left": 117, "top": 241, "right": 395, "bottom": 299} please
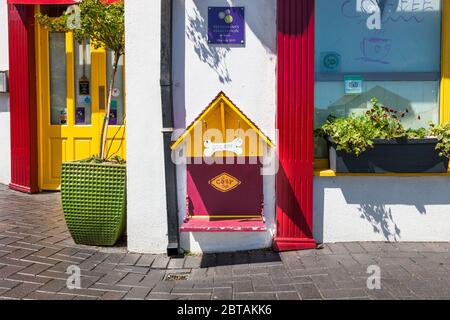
{"left": 61, "top": 162, "right": 126, "bottom": 246}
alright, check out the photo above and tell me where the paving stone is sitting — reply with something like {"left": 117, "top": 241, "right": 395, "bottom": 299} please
{"left": 18, "top": 263, "right": 52, "bottom": 276}
{"left": 152, "top": 255, "right": 170, "bottom": 269}
{"left": 119, "top": 253, "right": 141, "bottom": 266}
{"left": 146, "top": 293, "right": 180, "bottom": 300}
{"left": 25, "top": 292, "right": 75, "bottom": 300}
{"left": 233, "top": 280, "right": 253, "bottom": 293}
{"left": 0, "top": 265, "right": 25, "bottom": 278}
{"left": 295, "top": 283, "right": 322, "bottom": 299}
{"left": 151, "top": 282, "right": 175, "bottom": 293}
{"left": 234, "top": 292, "right": 277, "bottom": 300}
{"left": 276, "top": 291, "right": 300, "bottom": 300}
{"left": 0, "top": 257, "right": 33, "bottom": 268}
{"left": 114, "top": 265, "right": 149, "bottom": 275}
{"left": 167, "top": 257, "right": 185, "bottom": 269}
{"left": 7, "top": 273, "right": 51, "bottom": 285}
{"left": 1, "top": 283, "right": 42, "bottom": 299}
{"left": 0, "top": 279, "right": 20, "bottom": 290}
{"left": 136, "top": 255, "right": 156, "bottom": 267}
{"left": 327, "top": 243, "right": 349, "bottom": 255}
{"left": 200, "top": 254, "right": 216, "bottom": 268}
{"left": 98, "top": 271, "right": 128, "bottom": 285}
{"left": 184, "top": 255, "right": 202, "bottom": 269}
{"left": 100, "top": 291, "right": 127, "bottom": 300}
{"left": 365, "top": 289, "right": 396, "bottom": 300}
{"left": 217, "top": 253, "right": 233, "bottom": 266}
{"left": 124, "top": 287, "right": 151, "bottom": 300}
{"left": 212, "top": 287, "right": 232, "bottom": 300}
{"left": 57, "top": 287, "right": 105, "bottom": 298}
{"left": 139, "top": 270, "right": 165, "bottom": 287}
{"left": 321, "top": 288, "right": 369, "bottom": 299}
{"left": 117, "top": 273, "right": 144, "bottom": 286}
{"left": 171, "top": 287, "right": 212, "bottom": 294}
{"left": 37, "top": 279, "right": 68, "bottom": 293}
{"left": 310, "top": 274, "right": 338, "bottom": 290}
{"left": 343, "top": 243, "right": 367, "bottom": 254}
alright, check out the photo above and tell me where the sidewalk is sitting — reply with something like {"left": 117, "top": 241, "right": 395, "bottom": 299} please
{"left": 0, "top": 184, "right": 449, "bottom": 300}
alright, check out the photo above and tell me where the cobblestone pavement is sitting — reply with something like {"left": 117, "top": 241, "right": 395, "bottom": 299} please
{"left": 0, "top": 184, "right": 449, "bottom": 300}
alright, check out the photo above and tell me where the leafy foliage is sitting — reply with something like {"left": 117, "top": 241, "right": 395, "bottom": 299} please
{"left": 78, "top": 154, "right": 126, "bottom": 165}
{"left": 429, "top": 123, "right": 450, "bottom": 159}
{"left": 36, "top": 0, "right": 124, "bottom": 56}
{"left": 317, "top": 98, "right": 450, "bottom": 158}
{"left": 320, "top": 115, "right": 378, "bottom": 157}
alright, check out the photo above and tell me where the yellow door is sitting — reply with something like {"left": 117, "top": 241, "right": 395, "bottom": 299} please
{"left": 36, "top": 14, "right": 126, "bottom": 191}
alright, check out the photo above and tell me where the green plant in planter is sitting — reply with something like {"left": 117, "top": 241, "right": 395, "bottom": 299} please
{"left": 37, "top": 1, "right": 127, "bottom": 246}
{"left": 61, "top": 159, "right": 126, "bottom": 246}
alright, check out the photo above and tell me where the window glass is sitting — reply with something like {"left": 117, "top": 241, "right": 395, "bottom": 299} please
{"left": 49, "top": 32, "right": 67, "bottom": 125}
{"left": 106, "top": 51, "right": 125, "bottom": 125}
{"left": 315, "top": 0, "right": 442, "bottom": 158}
{"left": 74, "top": 39, "right": 92, "bottom": 125}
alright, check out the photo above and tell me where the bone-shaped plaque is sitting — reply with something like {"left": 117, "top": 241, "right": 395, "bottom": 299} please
{"left": 204, "top": 138, "right": 243, "bottom": 157}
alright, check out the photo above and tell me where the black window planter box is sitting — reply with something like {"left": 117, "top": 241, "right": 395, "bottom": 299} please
{"left": 328, "top": 138, "right": 449, "bottom": 174}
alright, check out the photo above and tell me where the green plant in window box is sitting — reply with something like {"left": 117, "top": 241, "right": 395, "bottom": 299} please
{"left": 316, "top": 98, "right": 450, "bottom": 173}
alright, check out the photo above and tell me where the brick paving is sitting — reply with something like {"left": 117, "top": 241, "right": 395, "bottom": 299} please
{"left": 0, "top": 184, "right": 449, "bottom": 300}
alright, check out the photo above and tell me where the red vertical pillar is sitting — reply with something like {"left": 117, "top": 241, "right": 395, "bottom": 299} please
{"left": 273, "top": 0, "right": 316, "bottom": 251}
{"left": 8, "top": 4, "right": 38, "bottom": 194}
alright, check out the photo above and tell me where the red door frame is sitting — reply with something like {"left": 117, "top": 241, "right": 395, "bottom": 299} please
{"left": 7, "top": 3, "right": 39, "bottom": 193}
{"left": 274, "top": 0, "right": 317, "bottom": 251}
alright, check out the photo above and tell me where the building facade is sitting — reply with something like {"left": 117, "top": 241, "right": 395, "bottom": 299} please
{"left": 1, "top": 0, "right": 450, "bottom": 254}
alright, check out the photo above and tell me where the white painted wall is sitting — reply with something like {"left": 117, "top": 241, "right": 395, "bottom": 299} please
{"left": 0, "top": 0, "right": 10, "bottom": 186}
{"left": 173, "top": 0, "right": 277, "bottom": 253}
{"left": 125, "top": 0, "right": 169, "bottom": 253}
{"left": 314, "top": 177, "right": 450, "bottom": 243}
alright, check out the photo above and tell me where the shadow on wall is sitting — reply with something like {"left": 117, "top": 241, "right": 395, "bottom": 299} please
{"left": 187, "top": 3, "right": 232, "bottom": 84}
{"left": 314, "top": 177, "right": 450, "bottom": 243}
{"left": 358, "top": 204, "right": 401, "bottom": 241}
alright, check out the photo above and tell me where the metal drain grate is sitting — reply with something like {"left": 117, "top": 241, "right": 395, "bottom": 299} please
{"left": 165, "top": 273, "right": 189, "bottom": 281}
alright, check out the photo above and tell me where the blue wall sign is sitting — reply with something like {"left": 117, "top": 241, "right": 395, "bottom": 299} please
{"left": 208, "top": 7, "right": 245, "bottom": 45}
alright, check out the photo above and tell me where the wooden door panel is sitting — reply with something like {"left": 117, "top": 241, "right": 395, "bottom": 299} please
{"left": 73, "top": 138, "right": 93, "bottom": 160}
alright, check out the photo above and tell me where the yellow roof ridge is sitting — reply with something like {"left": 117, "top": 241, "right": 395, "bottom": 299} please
{"left": 171, "top": 91, "right": 275, "bottom": 150}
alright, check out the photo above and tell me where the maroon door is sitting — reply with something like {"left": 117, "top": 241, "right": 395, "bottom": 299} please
{"left": 274, "top": 0, "right": 316, "bottom": 251}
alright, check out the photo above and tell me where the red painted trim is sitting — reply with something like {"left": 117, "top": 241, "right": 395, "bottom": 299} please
{"left": 274, "top": 0, "right": 316, "bottom": 251}
{"left": 273, "top": 237, "right": 317, "bottom": 251}
{"left": 8, "top": 4, "right": 38, "bottom": 194}
{"left": 9, "top": 182, "right": 33, "bottom": 194}
{"left": 180, "top": 218, "right": 267, "bottom": 233}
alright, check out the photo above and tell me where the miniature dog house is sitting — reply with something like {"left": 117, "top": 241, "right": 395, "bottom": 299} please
{"left": 171, "top": 92, "right": 274, "bottom": 232}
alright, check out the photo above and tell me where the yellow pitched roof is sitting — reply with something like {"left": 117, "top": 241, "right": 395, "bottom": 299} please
{"left": 171, "top": 92, "right": 275, "bottom": 150}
